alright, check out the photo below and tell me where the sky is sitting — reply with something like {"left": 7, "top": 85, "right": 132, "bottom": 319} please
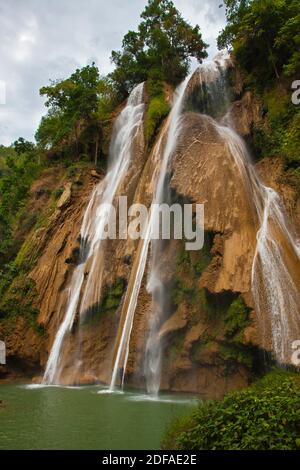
{"left": 0, "top": 0, "right": 226, "bottom": 146}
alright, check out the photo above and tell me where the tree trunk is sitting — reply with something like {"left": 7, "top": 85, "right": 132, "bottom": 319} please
{"left": 74, "top": 124, "right": 79, "bottom": 159}
{"left": 266, "top": 40, "right": 280, "bottom": 80}
{"left": 94, "top": 135, "right": 99, "bottom": 167}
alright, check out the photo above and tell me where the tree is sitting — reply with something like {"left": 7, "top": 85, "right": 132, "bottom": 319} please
{"left": 110, "top": 0, "right": 208, "bottom": 97}
{"left": 218, "top": 0, "right": 300, "bottom": 83}
{"left": 13, "top": 138, "right": 35, "bottom": 156}
{"left": 217, "top": 1, "right": 251, "bottom": 50}
{"left": 36, "top": 64, "right": 103, "bottom": 160}
{"left": 275, "top": 0, "right": 300, "bottom": 77}
{"left": 0, "top": 142, "right": 41, "bottom": 262}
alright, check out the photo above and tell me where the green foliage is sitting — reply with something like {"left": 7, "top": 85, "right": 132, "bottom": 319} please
{"left": 101, "top": 278, "right": 126, "bottom": 311}
{"left": 40, "top": 64, "right": 100, "bottom": 120}
{"left": 13, "top": 137, "right": 35, "bottom": 156}
{"left": 145, "top": 89, "right": 170, "bottom": 143}
{"left": 219, "top": 343, "right": 254, "bottom": 368}
{"left": 36, "top": 64, "right": 115, "bottom": 163}
{"left": 188, "top": 288, "right": 254, "bottom": 370}
{"left": 82, "top": 278, "right": 126, "bottom": 325}
{"left": 170, "top": 236, "right": 256, "bottom": 371}
{"left": 171, "top": 238, "right": 212, "bottom": 308}
{"left": 0, "top": 262, "right": 41, "bottom": 333}
{"left": 281, "top": 111, "right": 300, "bottom": 162}
{"left": 218, "top": 0, "right": 300, "bottom": 84}
{"left": 251, "top": 85, "right": 300, "bottom": 166}
{"left": 53, "top": 187, "right": 64, "bottom": 200}
{"left": 224, "top": 297, "right": 250, "bottom": 339}
{"left": 110, "top": 0, "right": 208, "bottom": 97}
{"left": 0, "top": 143, "right": 42, "bottom": 263}
{"left": 163, "top": 370, "right": 300, "bottom": 450}
{"left": 219, "top": 1, "right": 300, "bottom": 184}
{"left": 0, "top": 145, "right": 16, "bottom": 162}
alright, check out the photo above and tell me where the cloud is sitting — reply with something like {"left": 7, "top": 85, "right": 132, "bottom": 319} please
{"left": 0, "top": 0, "right": 225, "bottom": 145}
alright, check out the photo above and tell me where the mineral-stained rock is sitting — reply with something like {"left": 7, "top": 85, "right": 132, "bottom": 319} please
{"left": 56, "top": 182, "right": 72, "bottom": 209}
{"left": 158, "top": 304, "right": 188, "bottom": 339}
{"left": 170, "top": 112, "right": 257, "bottom": 295}
{"left": 229, "top": 91, "right": 262, "bottom": 137}
{"left": 2, "top": 68, "right": 299, "bottom": 398}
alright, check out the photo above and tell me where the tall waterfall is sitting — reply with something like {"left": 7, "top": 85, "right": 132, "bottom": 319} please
{"left": 191, "top": 52, "right": 300, "bottom": 364}
{"left": 144, "top": 53, "right": 233, "bottom": 395}
{"left": 109, "top": 74, "right": 192, "bottom": 392}
{"left": 43, "top": 83, "right": 145, "bottom": 385}
{"left": 215, "top": 123, "right": 300, "bottom": 363}
{"left": 110, "top": 51, "right": 300, "bottom": 395}
{"left": 43, "top": 52, "right": 300, "bottom": 389}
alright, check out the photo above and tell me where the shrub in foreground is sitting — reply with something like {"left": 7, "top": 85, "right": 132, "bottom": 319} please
{"left": 162, "top": 371, "right": 300, "bottom": 450}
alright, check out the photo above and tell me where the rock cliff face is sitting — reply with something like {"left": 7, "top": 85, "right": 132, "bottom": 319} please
{"left": 1, "top": 63, "right": 299, "bottom": 397}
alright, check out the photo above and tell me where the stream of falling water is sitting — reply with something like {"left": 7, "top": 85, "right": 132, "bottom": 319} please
{"left": 195, "top": 55, "right": 300, "bottom": 364}
{"left": 144, "top": 53, "right": 233, "bottom": 395}
{"left": 44, "top": 51, "right": 300, "bottom": 388}
{"left": 111, "top": 51, "right": 300, "bottom": 395}
{"left": 109, "top": 74, "right": 192, "bottom": 392}
{"left": 215, "top": 123, "right": 300, "bottom": 363}
{"left": 42, "top": 83, "right": 145, "bottom": 385}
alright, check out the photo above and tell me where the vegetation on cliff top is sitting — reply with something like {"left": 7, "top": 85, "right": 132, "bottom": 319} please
{"left": 0, "top": 141, "right": 42, "bottom": 264}
{"left": 35, "top": 64, "right": 116, "bottom": 164}
{"left": 110, "top": 0, "right": 208, "bottom": 99}
{"left": 0, "top": 0, "right": 207, "bottom": 329}
{"left": 162, "top": 369, "right": 300, "bottom": 450}
{"left": 218, "top": 0, "right": 300, "bottom": 189}
{"left": 36, "top": 0, "right": 208, "bottom": 161}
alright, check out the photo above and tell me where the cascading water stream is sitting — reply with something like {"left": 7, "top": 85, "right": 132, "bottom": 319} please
{"left": 109, "top": 74, "right": 192, "bottom": 392}
{"left": 214, "top": 120, "right": 300, "bottom": 364}
{"left": 184, "top": 53, "right": 300, "bottom": 364}
{"left": 144, "top": 53, "right": 233, "bottom": 396}
{"left": 196, "top": 59, "right": 300, "bottom": 364}
{"left": 42, "top": 83, "right": 145, "bottom": 385}
{"left": 45, "top": 51, "right": 300, "bottom": 389}
{"left": 111, "top": 51, "right": 299, "bottom": 396}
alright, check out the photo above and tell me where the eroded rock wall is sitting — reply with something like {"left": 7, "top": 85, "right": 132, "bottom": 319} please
{"left": 1, "top": 66, "right": 299, "bottom": 397}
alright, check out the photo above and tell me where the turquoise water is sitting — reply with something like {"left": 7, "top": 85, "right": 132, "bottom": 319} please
{"left": 0, "top": 384, "right": 197, "bottom": 450}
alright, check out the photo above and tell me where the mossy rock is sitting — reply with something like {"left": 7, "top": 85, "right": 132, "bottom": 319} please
{"left": 81, "top": 277, "right": 126, "bottom": 325}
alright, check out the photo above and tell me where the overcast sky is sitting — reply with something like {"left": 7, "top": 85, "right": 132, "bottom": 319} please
{"left": 0, "top": 0, "right": 225, "bottom": 145}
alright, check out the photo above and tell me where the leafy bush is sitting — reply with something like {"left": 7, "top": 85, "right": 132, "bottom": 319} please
{"left": 145, "top": 94, "right": 170, "bottom": 143}
{"left": 162, "top": 370, "right": 300, "bottom": 450}
{"left": 0, "top": 144, "right": 42, "bottom": 263}
{"left": 251, "top": 83, "right": 300, "bottom": 169}
{"left": 0, "top": 264, "right": 42, "bottom": 333}
{"left": 224, "top": 297, "right": 250, "bottom": 339}
{"left": 218, "top": 0, "right": 300, "bottom": 85}
{"left": 218, "top": 0, "right": 300, "bottom": 196}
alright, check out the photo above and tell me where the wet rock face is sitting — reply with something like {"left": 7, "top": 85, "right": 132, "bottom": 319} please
{"left": 170, "top": 112, "right": 257, "bottom": 295}
{"left": 2, "top": 64, "right": 299, "bottom": 396}
{"left": 229, "top": 91, "right": 262, "bottom": 137}
{"left": 0, "top": 169, "right": 99, "bottom": 379}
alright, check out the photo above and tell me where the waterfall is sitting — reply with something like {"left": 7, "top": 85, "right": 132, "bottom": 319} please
{"left": 198, "top": 63, "right": 300, "bottom": 365}
{"left": 144, "top": 53, "right": 233, "bottom": 396}
{"left": 214, "top": 122, "right": 300, "bottom": 363}
{"left": 42, "top": 83, "right": 145, "bottom": 385}
{"left": 43, "top": 52, "right": 300, "bottom": 388}
{"left": 109, "top": 74, "right": 192, "bottom": 392}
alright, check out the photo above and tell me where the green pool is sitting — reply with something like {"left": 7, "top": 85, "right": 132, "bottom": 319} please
{"left": 0, "top": 384, "right": 197, "bottom": 450}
